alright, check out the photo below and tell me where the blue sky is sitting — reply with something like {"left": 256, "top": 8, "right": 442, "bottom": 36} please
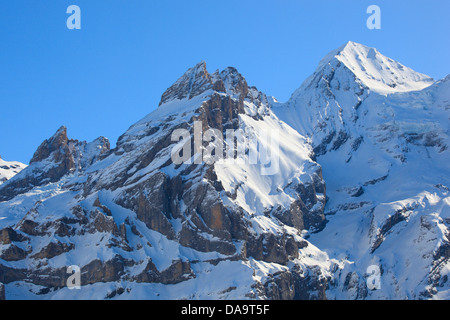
{"left": 1, "top": 0, "right": 449, "bottom": 163}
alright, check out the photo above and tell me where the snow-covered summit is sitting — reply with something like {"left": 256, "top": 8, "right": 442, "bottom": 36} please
{"left": 272, "top": 41, "right": 450, "bottom": 300}
{"left": 275, "top": 41, "right": 444, "bottom": 159}
{"left": 296, "top": 41, "right": 434, "bottom": 96}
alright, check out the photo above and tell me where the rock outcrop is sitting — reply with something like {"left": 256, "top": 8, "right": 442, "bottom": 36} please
{"left": 0, "top": 127, "right": 110, "bottom": 202}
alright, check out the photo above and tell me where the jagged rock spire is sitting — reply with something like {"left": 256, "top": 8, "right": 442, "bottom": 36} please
{"left": 0, "top": 126, "right": 110, "bottom": 202}
{"left": 158, "top": 61, "right": 250, "bottom": 106}
{"left": 159, "top": 61, "right": 212, "bottom": 106}
{"left": 30, "top": 126, "right": 70, "bottom": 164}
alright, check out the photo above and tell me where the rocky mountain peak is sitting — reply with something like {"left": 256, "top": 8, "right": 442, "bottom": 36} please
{"left": 0, "top": 50, "right": 330, "bottom": 300}
{"left": 30, "top": 125, "right": 69, "bottom": 164}
{"left": 159, "top": 61, "right": 212, "bottom": 106}
{"left": 0, "top": 126, "right": 110, "bottom": 202}
{"left": 0, "top": 126, "right": 75, "bottom": 202}
{"left": 212, "top": 67, "right": 249, "bottom": 98}
{"left": 158, "top": 62, "right": 250, "bottom": 107}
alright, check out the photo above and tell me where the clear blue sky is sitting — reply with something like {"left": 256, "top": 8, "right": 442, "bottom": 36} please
{"left": 1, "top": 0, "right": 449, "bottom": 164}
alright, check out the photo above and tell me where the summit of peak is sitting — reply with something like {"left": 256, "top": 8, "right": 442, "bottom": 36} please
{"left": 30, "top": 126, "right": 70, "bottom": 164}
{"left": 54, "top": 125, "right": 68, "bottom": 136}
{"left": 158, "top": 61, "right": 212, "bottom": 106}
{"left": 317, "top": 41, "right": 389, "bottom": 71}
{"left": 158, "top": 62, "right": 250, "bottom": 107}
{"left": 311, "top": 41, "right": 434, "bottom": 94}
{"left": 187, "top": 61, "right": 209, "bottom": 78}
{"left": 193, "top": 60, "right": 207, "bottom": 69}
{"left": 337, "top": 41, "right": 382, "bottom": 62}
{"left": 340, "top": 40, "right": 370, "bottom": 51}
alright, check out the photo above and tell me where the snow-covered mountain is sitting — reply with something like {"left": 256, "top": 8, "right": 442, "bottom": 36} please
{"left": 0, "top": 156, "right": 26, "bottom": 186}
{"left": 274, "top": 41, "right": 450, "bottom": 299}
{"left": 0, "top": 41, "right": 448, "bottom": 300}
{"left": 0, "top": 61, "right": 329, "bottom": 300}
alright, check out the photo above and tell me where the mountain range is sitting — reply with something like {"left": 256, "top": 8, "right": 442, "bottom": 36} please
{"left": 0, "top": 41, "right": 448, "bottom": 300}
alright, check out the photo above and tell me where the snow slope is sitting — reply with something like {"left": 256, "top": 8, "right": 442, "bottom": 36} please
{"left": 0, "top": 157, "right": 26, "bottom": 185}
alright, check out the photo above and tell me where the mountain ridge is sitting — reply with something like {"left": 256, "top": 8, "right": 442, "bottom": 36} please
{"left": 0, "top": 41, "right": 448, "bottom": 300}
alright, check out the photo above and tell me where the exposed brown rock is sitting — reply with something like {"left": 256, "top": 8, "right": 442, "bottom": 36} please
{"left": 30, "top": 126, "right": 71, "bottom": 164}
{"left": 81, "top": 256, "right": 131, "bottom": 285}
{"left": 116, "top": 172, "right": 177, "bottom": 239}
{"left": 178, "top": 222, "right": 236, "bottom": 255}
{"left": 292, "top": 266, "right": 329, "bottom": 300}
{"left": 159, "top": 61, "right": 212, "bottom": 106}
{"left": 89, "top": 209, "right": 120, "bottom": 235}
{"left": 0, "top": 227, "right": 29, "bottom": 244}
{"left": 18, "top": 219, "right": 45, "bottom": 236}
{"left": 93, "top": 197, "right": 112, "bottom": 216}
{"left": 31, "top": 241, "right": 74, "bottom": 260}
{"left": 0, "top": 127, "right": 75, "bottom": 202}
{"left": 0, "top": 244, "right": 28, "bottom": 261}
{"left": 0, "top": 264, "right": 26, "bottom": 284}
{"left": 135, "top": 259, "right": 195, "bottom": 284}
